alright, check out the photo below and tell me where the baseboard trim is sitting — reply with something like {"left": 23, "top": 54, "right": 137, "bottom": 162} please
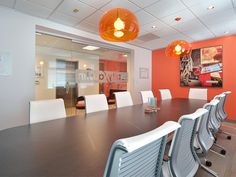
{"left": 225, "top": 119, "right": 236, "bottom": 124}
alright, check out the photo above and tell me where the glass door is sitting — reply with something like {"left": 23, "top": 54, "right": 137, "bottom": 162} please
{"left": 55, "top": 59, "right": 78, "bottom": 108}
{"left": 35, "top": 34, "right": 78, "bottom": 116}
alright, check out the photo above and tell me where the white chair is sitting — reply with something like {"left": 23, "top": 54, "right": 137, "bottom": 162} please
{"left": 140, "top": 91, "right": 154, "bottom": 103}
{"left": 114, "top": 91, "right": 133, "bottom": 108}
{"left": 159, "top": 89, "right": 172, "bottom": 100}
{"left": 84, "top": 94, "right": 108, "bottom": 114}
{"left": 213, "top": 92, "right": 232, "bottom": 140}
{"left": 30, "top": 98, "right": 66, "bottom": 124}
{"left": 103, "top": 121, "right": 181, "bottom": 177}
{"left": 162, "top": 108, "right": 216, "bottom": 177}
{"left": 188, "top": 88, "right": 207, "bottom": 100}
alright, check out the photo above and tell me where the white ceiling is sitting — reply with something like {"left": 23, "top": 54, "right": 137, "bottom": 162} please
{"left": 1, "top": 0, "right": 236, "bottom": 50}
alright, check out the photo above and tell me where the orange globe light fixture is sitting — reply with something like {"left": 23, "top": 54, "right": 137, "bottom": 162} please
{"left": 165, "top": 40, "right": 192, "bottom": 58}
{"left": 99, "top": 8, "right": 139, "bottom": 42}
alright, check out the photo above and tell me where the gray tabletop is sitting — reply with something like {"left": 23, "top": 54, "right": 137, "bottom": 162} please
{"left": 0, "top": 98, "right": 207, "bottom": 177}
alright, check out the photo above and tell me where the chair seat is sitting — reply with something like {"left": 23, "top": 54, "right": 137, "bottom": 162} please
{"left": 76, "top": 101, "right": 85, "bottom": 109}
{"left": 108, "top": 99, "right": 116, "bottom": 105}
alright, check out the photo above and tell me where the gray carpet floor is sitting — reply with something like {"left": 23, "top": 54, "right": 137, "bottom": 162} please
{"left": 195, "top": 121, "right": 236, "bottom": 177}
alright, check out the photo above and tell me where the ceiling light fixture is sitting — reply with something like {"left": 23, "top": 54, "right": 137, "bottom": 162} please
{"left": 152, "top": 25, "right": 156, "bottom": 29}
{"left": 82, "top": 46, "right": 100, "bottom": 51}
{"left": 99, "top": 8, "right": 139, "bottom": 42}
{"left": 123, "top": 54, "right": 128, "bottom": 57}
{"left": 165, "top": 40, "right": 192, "bottom": 58}
{"left": 207, "top": 5, "right": 215, "bottom": 10}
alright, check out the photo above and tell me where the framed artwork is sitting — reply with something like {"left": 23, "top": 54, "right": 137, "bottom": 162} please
{"left": 180, "top": 45, "right": 223, "bottom": 87}
{"left": 139, "top": 67, "right": 149, "bottom": 79}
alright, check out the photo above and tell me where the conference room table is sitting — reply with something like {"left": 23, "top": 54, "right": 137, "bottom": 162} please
{"left": 0, "top": 98, "right": 207, "bottom": 177}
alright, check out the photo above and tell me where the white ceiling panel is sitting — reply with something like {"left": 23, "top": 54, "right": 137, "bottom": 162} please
{"left": 79, "top": 0, "right": 112, "bottom": 9}
{"left": 182, "top": 28, "right": 215, "bottom": 41}
{"left": 77, "top": 21, "right": 99, "bottom": 34}
{"left": 128, "top": 0, "right": 159, "bottom": 8}
{"left": 181, "top": 0, "right": 208, "bottom": 6}
{"left": 27, "top": 0, "right": 62, "bottom": 9}
{"left": 207, "top": 20, "right": 236, "bottom": 37}
{"left": 127, "top": 38, "right": 145, "bottom": 45}
{"left": 101, "top": 0, "right": 140, "bottom": 13}
{"left": 50, "top": 12, "right": 80, "bottom": 26}
{"left": 144, "top": 0, "right": 186, "bottom": 18}
{"left": 201, "top": 8, "right": 236, "bottom": 26}
{"left": 80, "top": 10, "right": 104, "bottom": 27}
{"left": 56, "top": 0, "right": 96, "bottom": 21}
{"left": 141, "top": 38, "right": 169, "bottom": 50}
{"left": 152, "top": 26, "right": 179, "bottom": 37}
{"left": 162, "top": 33, "right": 193, "bottom": 43}
{"left": 0, "top": 0, "right": 15, "bottom": 8}
{"left": 172, "top": 18, "right": 208, "bottom": 33}
{"left": 15, "top": 0, "right": 53, "bottom": 18}
{"left": 135, "top": 10, "right": 157, "bottom": 26}
{"left": 188, "top": 0, "right": 233, "bottom": 18}
{"left": 161, "top": 9, "right": 195, "bottom": 26}
{"left": 140, "top": 19, "right": 168, "bottom": 34}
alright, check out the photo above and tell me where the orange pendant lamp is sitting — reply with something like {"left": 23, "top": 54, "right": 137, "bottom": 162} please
{"left": 99, "top": 8, "right": 139, "bottom": 42}
{"left": 165, "top": 40, "right": 192, "bottom": 58}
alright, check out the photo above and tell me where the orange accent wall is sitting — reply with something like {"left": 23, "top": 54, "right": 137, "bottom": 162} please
{"left": 152, "top": 34, "right": 236, "bottom": 120}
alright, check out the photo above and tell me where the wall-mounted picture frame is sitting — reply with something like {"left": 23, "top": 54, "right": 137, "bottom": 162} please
{"left": 139, "top": 67, "right": 149, "bottom": 79}
{"left": 180, "top": 45, "right": 223, "bottom": 87}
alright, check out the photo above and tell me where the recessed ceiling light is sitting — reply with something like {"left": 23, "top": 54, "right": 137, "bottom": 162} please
{"left": 73, "top": 8, "right": 79, "bottom": 13}
{"left": 123, "top": 54, "right": 128, "bottom": 57}
{"left": 175, "top": 17, "right": 182, "bottom": 21}
{"left": 82, "top": 46, "right": 100, "bottom": 51}
{"left": 152, "top": 25, "right": 156, "bottom": 29}
{"left": 207, "top": 5, "right": 215, "bottom": 10}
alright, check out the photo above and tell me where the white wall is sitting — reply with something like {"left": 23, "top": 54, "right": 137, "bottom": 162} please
{"left": 0, "top": 7, "right": 35, "bottom": 130}
{"left": 0, "top": 6, "right": 152, "bottom": 130}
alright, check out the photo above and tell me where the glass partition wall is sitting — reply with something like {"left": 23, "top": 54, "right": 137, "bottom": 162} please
{"left": 35, "top": 33, "right": 130, "bottom": 116}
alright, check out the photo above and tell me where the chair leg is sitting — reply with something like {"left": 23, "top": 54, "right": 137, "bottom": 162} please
{"left": 218, "top": 129, "right": 232, "bottom": 140}
{"left": 200, "top": 164, "right": 219, "bottom": 177}
{"left": 209, "top": 149, "right": 225, "bottom": 158}
{"left": 213, "top": 143, "right": 226, "bottom": 155}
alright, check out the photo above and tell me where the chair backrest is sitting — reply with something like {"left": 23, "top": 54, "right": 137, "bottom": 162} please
{"left": 197, "top": 99, "right": 219, "bottom": 155}
{"left": 168, "top": 108, "right": 208, "bottom": 177}
{"left": 221, "top": 91, "right": 232, "bottom": 119}
{"left": 84, "top": 94, "right": 109, "bottom": 114}
{"left": 140, "top": 91, "right": 154, "bottom": 103}
{"left": 30, "top": 98, "right": 66, "bottom": 124}
{"left": 188, "top": 88, "right": 208, "bottom": 100}
{"left": 103, "top": 121, "right": 181, "bottom": 177}
{"left": 159, "top": 89, "right": 172, "bottom": 100}
{"left": 214, "top": 93, "right": 226, "bottom": 121}
{"left": 114, "top": 91, "right": 133, "bottom": 108}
